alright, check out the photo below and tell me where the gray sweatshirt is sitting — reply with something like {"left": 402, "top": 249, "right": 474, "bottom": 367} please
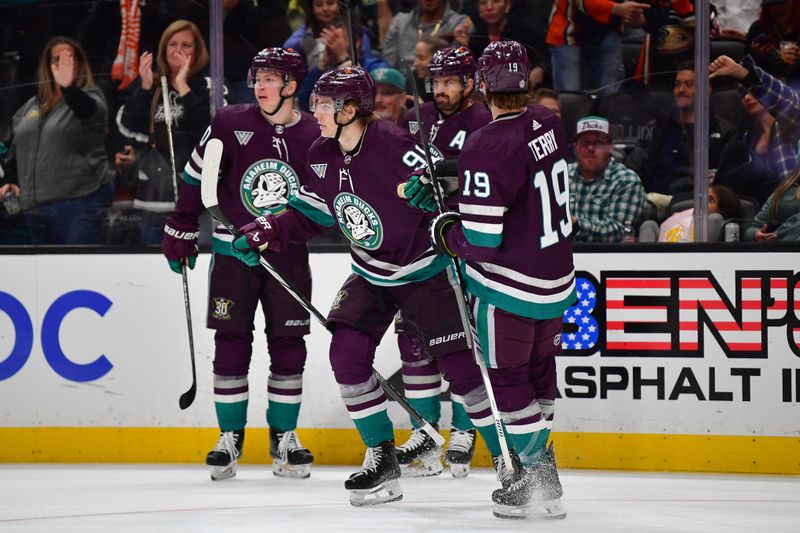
{"left": 383, "top": 6, "right": 471, "bottom": 69}
{"left": 10, "top": 86, "right": 110, "bottom": 210}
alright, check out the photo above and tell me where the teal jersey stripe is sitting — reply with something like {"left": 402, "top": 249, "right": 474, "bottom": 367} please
{"left": 351, "top": 254, "right": 449, "bottom": 286}
{"left": 463, "top": 264, "right": 576, "bottom": 320}
{"left": 183, "top": 170, "right": 200, "bottom": 186}
{"left": 288, "top": 194, "right": 335, "bottom": 227}
{"left": 463, "top": 226, "right": 502, "bottom": 248}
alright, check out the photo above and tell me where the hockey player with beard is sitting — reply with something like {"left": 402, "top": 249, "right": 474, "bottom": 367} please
{"left": 429, "top": 40, "right": 575, "bottom": 519}
{"left": 230, "top": 65, "right": 504, "bottom": 507}
{"left": 394, "top": 46, "right": 493, "bottom": 479}
{"left": 161, "top": 48, "right": 317, "bottom": 481}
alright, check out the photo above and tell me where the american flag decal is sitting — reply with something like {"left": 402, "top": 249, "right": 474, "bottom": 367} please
{"left": 562, "top": 277, "right": 598, "bottom": 351}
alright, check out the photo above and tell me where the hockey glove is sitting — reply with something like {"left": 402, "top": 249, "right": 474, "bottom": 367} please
{"left": 403, "top": 168, "right": 444, "bottom": 212}
{"left": 429, "top": 211, "right": 461, "bottom": 258}
{"left": 231, "top": 215, "right": 280, "bottom": 267}
{"left": 161, "top": 218, "right": 199, "bottom": 274}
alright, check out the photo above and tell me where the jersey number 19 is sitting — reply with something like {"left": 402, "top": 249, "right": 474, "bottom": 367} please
{"left": 533, "top": 158, "right": 571, "bottom": 249}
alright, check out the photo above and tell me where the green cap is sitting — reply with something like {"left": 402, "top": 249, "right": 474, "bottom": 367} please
{"left": 370, "top": 67, "right": 406, "bottom": 93}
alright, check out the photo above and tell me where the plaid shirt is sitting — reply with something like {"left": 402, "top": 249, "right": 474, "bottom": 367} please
{"left": 742, "top": 56, "right": 800, "bottom": 182}
{"left": 569, "top": 158, "right": 647, "bottom": 242}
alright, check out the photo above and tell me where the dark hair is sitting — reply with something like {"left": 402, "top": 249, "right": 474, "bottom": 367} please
{"left": 710, "top": 184, "right": 741, "bottom": 220}
{"left": 675, "top": 60, "right": 695, "bottom": 75}
{"left": 304, "top": 0, "right": 342, "bottom": 37}
{"left": 484, "top": 91, "right": 530, "bottom": 110}
{"left": 532, "top": 87, "right": 559, "bottom": 102}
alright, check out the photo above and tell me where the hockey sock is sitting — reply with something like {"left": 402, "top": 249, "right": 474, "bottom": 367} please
{"left": 398, "top": 334, "right": 441, "bottom": 428}
{"left": 450, "top": 393, "right": 474, "bottom": 431}
{"left": 502, "top": 400, "right": 548, "bottom": 466}
{"left": 461, "top": 385, "right": 502, "bottom": 456}
{"left": 214, "top": 374, "right": 248, "bottom": 431}
{"left": 340, "top": 376, "right": 394, "bottom": 447}
{"left": 266, "top": 373, "right": 302, "bottom": 432}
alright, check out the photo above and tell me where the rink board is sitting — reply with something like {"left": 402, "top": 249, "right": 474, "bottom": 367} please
{"left": 0, "top": 250, "right": 799, "bottom": 473}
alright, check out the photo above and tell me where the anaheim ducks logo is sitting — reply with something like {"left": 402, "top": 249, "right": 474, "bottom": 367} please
{"left": 333, "top": 192, "right": 383, "bottom": 250}
{"left": 241, "top": 158, "right": 300, "bottom": 216}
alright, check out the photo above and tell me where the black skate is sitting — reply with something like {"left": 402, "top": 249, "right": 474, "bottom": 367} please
{"left": 396, "top": 427, "right": 443, "bottom": 477}
{"left": 492, "top": 451, "right": 520, "bottom": 489}
{"left": 205, "top": 429, "right": 244, "bottom": 481}
{"left": 445, "top": 428, "right": 476, "bottom": 478}
{"left": 491, "top": 444, "right": 566, "bottom": 520}
{"left": 345, "top": 441, "right": 403, "bottom": 507}
{"left": 270, "top": 428, "right": 313, "bottom": 479}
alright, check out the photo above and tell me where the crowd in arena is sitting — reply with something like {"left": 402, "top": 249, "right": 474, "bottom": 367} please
{"left": 0, "top": 0, "right": 798, "bottom": 246}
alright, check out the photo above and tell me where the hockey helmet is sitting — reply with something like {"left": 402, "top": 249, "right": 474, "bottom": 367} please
{"left": 311, "top": 65, "right": 375, "bottom": 116}
{"left": 477, "top": 40, "right": 529, "bottom": 94}
{"left": 248, "top": 47, "right": 306, "bottom": 87}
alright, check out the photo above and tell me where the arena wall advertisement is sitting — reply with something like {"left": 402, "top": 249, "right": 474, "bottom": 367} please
{"left": 1, "top": 250, "right": 798, "bottom": 474}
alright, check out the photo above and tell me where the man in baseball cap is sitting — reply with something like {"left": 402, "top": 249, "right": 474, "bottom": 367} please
{"left": 569, "top": 115, "right": 647, "bottom": 242}
{"left": 370, "top": 67, "right": 408, "bottom": 124}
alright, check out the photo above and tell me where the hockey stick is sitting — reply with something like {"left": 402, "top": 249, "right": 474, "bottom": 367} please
{"left": 161, "top": 76, "right": 197, "bottom": 410}
{"left": 199, "top": 138, "right": 445, "bottom": 447}
{"left": 401, "top": 63, "right": 515, "bottom": 472}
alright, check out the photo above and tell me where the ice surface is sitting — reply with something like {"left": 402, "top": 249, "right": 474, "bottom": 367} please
{"left": 0, "top": 465, "right": 798, "bottom": 532}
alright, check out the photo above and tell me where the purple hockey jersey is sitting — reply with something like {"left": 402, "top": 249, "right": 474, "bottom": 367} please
{"left": 400, "top": 101, "right": 492, "bottom": 160}
{"left": 452, "top": 104, "right": 576, "bottom": 319}
{"left": 284, "top": 119, "right": 451, "bottom": 286}
{"left": 180, "top": 104, "right": 320, "bottom": 262}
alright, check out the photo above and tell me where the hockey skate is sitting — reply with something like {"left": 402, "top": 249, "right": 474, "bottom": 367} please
{"left": 492, "top": 451, "right": 520, "bottom": 489}
{"left": 270, "top": 428, "right": 313, "bottom": 479}
{"left": 445, "top": 428, "right": 476, "bottom": 478}
{"left": 396, "top": 427, "right": 443, "bottom": 477}
{"left": 491, "top": 444, "right": 566, "bottom": 520}
{"left": 205, "top": 429, "right": 244, "bottom": 481}
{"left": 345, "top": 441, "right": 403, "bottom": 507}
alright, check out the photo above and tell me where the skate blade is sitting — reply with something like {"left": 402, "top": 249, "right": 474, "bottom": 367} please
{"left": 208, "top": 463, "right": 237, "bottom": 481}
{"left": 492, "top": 498, "right": 567, "bottom": 520}
{"left": 448, "top": 463, "right": 470, "bottom": 479}
{"left": 349, "top": 479, "right": 404, "bottom": 507}
{"left": 272, "top": 460, "right": 311, "bottom": 479}
{"left": 399, "top": 452, "right": 443, "bottom": 478}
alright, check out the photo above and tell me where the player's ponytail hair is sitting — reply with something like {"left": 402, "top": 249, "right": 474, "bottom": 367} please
{"left": 37, "top": 36, "right": 95, "bottom": 116}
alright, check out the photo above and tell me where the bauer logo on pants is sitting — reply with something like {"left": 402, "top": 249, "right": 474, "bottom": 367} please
{"left": 333, "top": 193, "right": 383, "bottom": 250}
{"left": 212, "top": 297, "right": 234, "bottom": 320}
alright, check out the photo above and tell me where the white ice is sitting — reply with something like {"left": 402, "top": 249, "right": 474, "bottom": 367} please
{"left": 1, "top": 465, "right": 798, "bottom": 533}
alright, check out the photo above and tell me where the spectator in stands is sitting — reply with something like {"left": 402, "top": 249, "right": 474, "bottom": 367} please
{"left": 371, "top": 67, "right": 410, "bottom": 123}
{"left": 531, "top": 87, "right": 562, "bottom": 119}
{"left": 628, "top": 62, "right": 736, "bottom": 196}
{"left": 117, "top": 20, "right": 212, "bottom": 245}
{"left": 0, "top": 36, "right": 112, "bottom": 245}
{"left": 745, "top": 166, "right": 800, "bottom": 241}
{"left": 648, "top": 184, "right": 742, "bottom": 242}
{"left": 285, "top": 0, "right": 381, "bottom": 73}
{"left": 712, "top": 53, "right": 800, "bottom": 204}
{"left": 746, "top": 0, "right": 800, "bottom": 90}
{"left": 569, "top": 116, "right": 647, "bottom": 242}
{"left": 467, "top": 0, "right": 548, "bottom": 86}
{"left": 547, "top": 0, "right": 649, "bottom": 96}
{"left": 411, "top": 36, "right": 449, "bottom": 101}
{"left": 383, "top": 0, "right": 472, "bottom": 69}
{"left": 298, "top": 16, "right": 390, "bottom": 111}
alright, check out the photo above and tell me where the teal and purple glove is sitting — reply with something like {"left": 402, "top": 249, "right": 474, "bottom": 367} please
{"left": 231, "top": 215, "right": 280, "bottom": 267}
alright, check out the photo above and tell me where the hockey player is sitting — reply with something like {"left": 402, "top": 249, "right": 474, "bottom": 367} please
{"left": 395, "top": 46, "right": 492, "bottom": 479}
{"left": 429, "top": 40, "right": 575, "bottom": 519}
{"left": 161, "top": 48, "right": 316, "bottom": 481}
{"left": 230, "top": 65, "right": 504, "bottom": 507}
